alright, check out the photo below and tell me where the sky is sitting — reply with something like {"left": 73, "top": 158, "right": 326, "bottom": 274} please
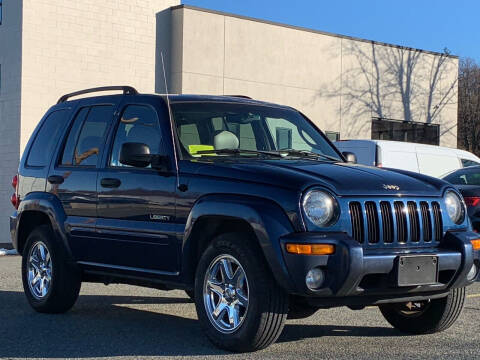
{"left": 181, "top": 0, "right": 480, "bottom": 62}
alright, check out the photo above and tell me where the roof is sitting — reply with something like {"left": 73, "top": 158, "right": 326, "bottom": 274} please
{"left": 55, "top": 90, "right": 293, "bottom": 110}
{"left": 171, "top": 5, "right": 458, "bottom": 59}
{"left": 165, "top": 94, "right": 291, "bottom": 108}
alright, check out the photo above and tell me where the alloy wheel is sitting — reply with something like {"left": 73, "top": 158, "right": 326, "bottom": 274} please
{"left": 27, "top": 241, "right": 53, "bottom": 299}
{"left": 203, "top": 254, "right": 249, "bottom": 333}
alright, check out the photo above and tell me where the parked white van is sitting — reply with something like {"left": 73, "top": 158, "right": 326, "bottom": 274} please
{"left": 334, "top": 140, "right": 480, "bottom": 178}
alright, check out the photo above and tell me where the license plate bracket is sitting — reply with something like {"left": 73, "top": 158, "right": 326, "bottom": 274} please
{"left": 397, "top": 255, "right": 438, "bottom": 287}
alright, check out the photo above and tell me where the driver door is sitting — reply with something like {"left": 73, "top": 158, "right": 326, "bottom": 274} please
{"left": 95, "top": 101, "right": 178, "bottom": 274}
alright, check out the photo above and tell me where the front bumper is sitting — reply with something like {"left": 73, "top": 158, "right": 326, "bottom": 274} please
{"left": 281, "top": 230, "right": 479, "bottom": 305}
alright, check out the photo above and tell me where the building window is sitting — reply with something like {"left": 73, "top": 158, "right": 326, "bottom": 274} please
{"left": 0, "top": 0, "right": 3, "bottom": 25}
{"left": 371, "top": 118, "right": 439, "bottom": 145}
{"left": 325, "top": 131, "right": 340, "bottom": 142}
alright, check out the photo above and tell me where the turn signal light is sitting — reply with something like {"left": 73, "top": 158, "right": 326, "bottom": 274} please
{"left": 286, "top": 243, "right": 335, "bottom": 255}
{"left": 472, "top": 239, "right": 480, "bottom": 251}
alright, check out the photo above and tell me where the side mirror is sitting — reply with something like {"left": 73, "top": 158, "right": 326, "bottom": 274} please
{"left": 120, "top": 142, "right": 152, "bottom": 168}
{"left": 342, "top": 151, "right": 357, "bottom": 164}
{"left": 120, "top": 142, "right": 170, "bottom": 171}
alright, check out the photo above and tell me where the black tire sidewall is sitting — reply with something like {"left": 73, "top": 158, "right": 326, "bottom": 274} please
{"left": 379, "top": 288, "right": 466, "bottom": 334}
{"left": 22, "top": 227, "right": 57, "bottom": 308}
{"left": 194, "top": 233, "right": 284, "bottom": 351}
{"left": 21, "top": 225, "right": 80, "bottom": 313}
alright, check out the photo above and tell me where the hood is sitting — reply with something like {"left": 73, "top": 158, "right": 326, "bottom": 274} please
{"left": 192, "top": 159, "right": 448, "bottom": 197}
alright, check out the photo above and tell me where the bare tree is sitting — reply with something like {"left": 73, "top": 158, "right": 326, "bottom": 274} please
{"left": 317, "top": 42, "right": 458, "bottom": 140}
{"left": 382, "top": 46, "right": 422, "bottom": 122}
{"left": 425, "top": 48, "right": 458, "bottom": 124}
{"left": 458, "top": 58, "right": 480, "bottom": 154}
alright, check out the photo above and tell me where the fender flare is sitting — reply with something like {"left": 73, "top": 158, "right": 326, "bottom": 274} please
{"left": 15, "top": 192, "right": 72, "bottom": 257}
{"left": 182, "top": 194, "right": 296, "bottom": 292}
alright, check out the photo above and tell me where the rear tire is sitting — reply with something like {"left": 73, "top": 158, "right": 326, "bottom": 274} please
{"left": 21, "top": 225, "right": 81, "bottom": 313}
{"left": 194, "top": 233, "right": 289, "bottom": 352}
{"left": 379, "top": 287, "right": 466, "bottom": 334}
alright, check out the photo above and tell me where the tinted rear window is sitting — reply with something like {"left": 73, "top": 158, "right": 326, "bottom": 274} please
{"left": 26, "top": 110, "right": 68, "bottom": 167}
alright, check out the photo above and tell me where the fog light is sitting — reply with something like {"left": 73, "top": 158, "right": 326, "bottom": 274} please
{"left": 306, "top": 268, "right": 325, "bottom": 290}
{"left": 467, "top": 264, "right": 478, "bottom": 281}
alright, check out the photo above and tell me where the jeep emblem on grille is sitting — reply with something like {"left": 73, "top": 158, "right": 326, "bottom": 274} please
{"left": 383, "top": 184, "right": 400, "bottom": 191}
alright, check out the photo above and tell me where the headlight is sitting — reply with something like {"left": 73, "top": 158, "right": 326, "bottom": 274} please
{"left": 302, "top": 190, "right": 340, "bottom": 227}
{"left": 444, "top": 190, "right": 465, "bottom": 225}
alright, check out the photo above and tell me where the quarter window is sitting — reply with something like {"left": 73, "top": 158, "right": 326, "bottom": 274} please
{"left": 27, "top": 110, "right": 68, "bottom": 167}
{"left": 110, "top": 105, "right": 162, "bottom": 167}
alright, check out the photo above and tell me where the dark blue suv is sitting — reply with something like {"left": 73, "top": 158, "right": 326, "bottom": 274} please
{"left": 10, "top": 86, "right": 480, "bottom": 352}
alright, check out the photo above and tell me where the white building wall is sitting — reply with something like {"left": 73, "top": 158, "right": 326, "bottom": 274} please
{"left": 0, "top": 0, "right": 179, "bottom": 243}
{"left": 20, "top": 0, "right": 179, "bottom": 151}
{"left": 174, "top": 6, "right": 458, "bottom": 147}
{"left": 0, "top": 0, "right": 23, "bottom": 243}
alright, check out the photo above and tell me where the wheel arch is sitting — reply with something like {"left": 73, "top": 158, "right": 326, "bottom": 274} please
{"left": 15, "top": 192, "right": 70, "bottom": 257}
{"left": 181, "top": 194, "right": 295, "bottom": 292}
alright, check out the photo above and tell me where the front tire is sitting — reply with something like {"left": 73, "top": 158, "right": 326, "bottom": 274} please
{"left": 379, "top": 287, "right": 466, "bottom": 334}
{"left": 21, "top": 225, "right": 81, "bottom": 313}
{"left": 194, "top": 233, "right": 288, "bottom": 352}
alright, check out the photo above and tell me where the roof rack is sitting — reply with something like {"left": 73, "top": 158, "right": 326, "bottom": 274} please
{"left": 224, "top": 95, "right": 252, "bottom": 99}
{"left": 57, "top": 86, "right": 138, "bottom": 104}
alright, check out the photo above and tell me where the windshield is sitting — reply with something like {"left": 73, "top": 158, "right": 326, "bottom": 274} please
{"left": 171, "top": 102, "right": 342, "bottom": 161}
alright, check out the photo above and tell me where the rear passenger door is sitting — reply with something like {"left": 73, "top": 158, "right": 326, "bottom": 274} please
{"left": 95, "top": 99, "right": 178, "bottom": 274}
{"left": 47, "top": 99, "right": 119, "bottom": 261}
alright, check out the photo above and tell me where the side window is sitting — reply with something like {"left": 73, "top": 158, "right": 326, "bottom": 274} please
{"left": 61, "top": 107, "right": 90, "bottom": 165}
{"left": 60, "top": 105, "right": 113, "bottom": 166}
{"left": 110, "top": 105, "right": 162, "bottom": 167}
{"left": 27, "top": 110, "right": 68, "bottom": 167}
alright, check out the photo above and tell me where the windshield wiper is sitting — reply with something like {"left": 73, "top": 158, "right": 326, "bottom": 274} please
{"left": 195, "top": 149, "right": 283, "bottom": 158}
{"left": 276, "top": 149, "right": 341, "bottom": 162}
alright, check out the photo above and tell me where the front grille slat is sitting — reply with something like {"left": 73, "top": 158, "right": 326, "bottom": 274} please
{"left": 407, "top": 201, "right": 420, "bottom": 242}
{"left": 350, "top": 199, "right": 442, "bottom": 247}
{"left": 365, "top": 202, "right": 379, "bottom": 243}
{"left": 420, "top": 201, "right": 432, "bottom": 242}
{"left": 380, "top": 201, "right": 394, "bottom": 243}
{"left": 349, "top": 202, "right": 364, "bottom": 243}
{"left": 432, "top": 202, "right": 443, "bottom": 241}
{"left": 394, "top": 201, "right": 407, "bottom": 243}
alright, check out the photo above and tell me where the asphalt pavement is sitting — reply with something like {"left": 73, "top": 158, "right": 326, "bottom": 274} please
{"left": 1, "top": 255, "right": 479, "bottom": 359}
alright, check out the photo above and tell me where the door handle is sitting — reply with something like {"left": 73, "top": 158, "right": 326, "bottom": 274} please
{"left": 47, "top": 175, "right": 64, "bottom": 184}
{"left": 100, "top": 178, "right": 121, "bottom": 188}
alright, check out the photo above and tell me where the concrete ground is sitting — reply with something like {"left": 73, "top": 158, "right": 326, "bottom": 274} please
{"left": 0, "top": 255, "right": 479, "bottom": 360}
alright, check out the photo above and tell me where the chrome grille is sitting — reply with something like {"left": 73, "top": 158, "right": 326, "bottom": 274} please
{"left": 349, "top": 200, "right": 443, "bottom": 246}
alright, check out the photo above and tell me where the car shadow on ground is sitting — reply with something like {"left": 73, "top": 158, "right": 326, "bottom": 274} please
{"left": 0, "top": 290, "right": 403, "bottom": 358}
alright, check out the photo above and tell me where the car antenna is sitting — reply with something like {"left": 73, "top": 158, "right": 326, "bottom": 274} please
{"left": 161, "top": 51, "right": 181, "bottom": 190}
